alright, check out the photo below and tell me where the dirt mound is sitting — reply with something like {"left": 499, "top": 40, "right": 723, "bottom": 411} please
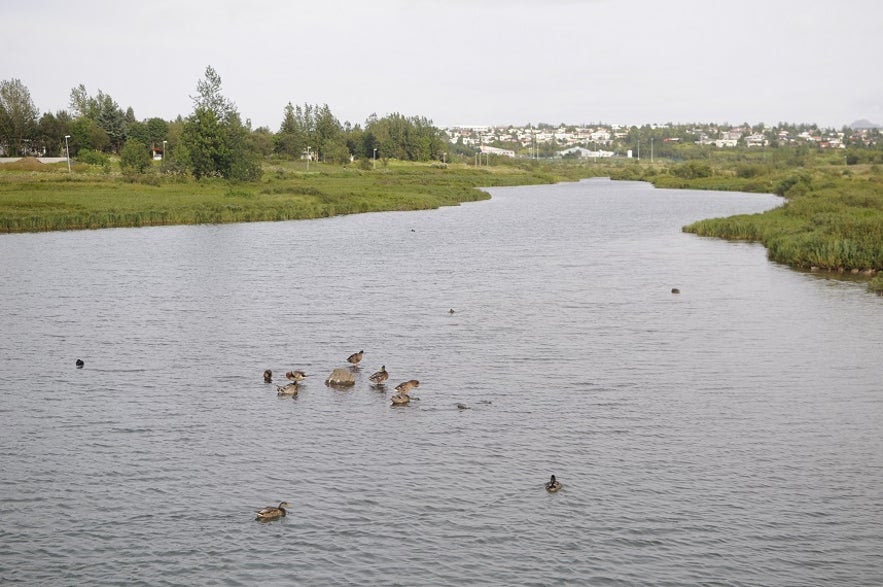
{"left": 0, "top": 157, "right": 47, "bottom": 171}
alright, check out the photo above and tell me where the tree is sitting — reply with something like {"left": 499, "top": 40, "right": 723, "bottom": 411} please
{"left": 145, "top": 117, "right": 169, "bottom": 147}
{"left": 120, "top": 138, "right": 152, "bottom": 173}
{"left": 363, "top": 112, "right": 445, "bottom": 162}
{"left": 69, "top": 116, "right": 109, "bottom": 155}
{"left": 274, "top": 102, "right": 307, "bottom": 158}
{"left": 36, "top": 110, "right": 71, "bottom": 156}
{"left": 0, "top": 78, "right": 40, "bottom": 156}
{"left": 191, "top": 65, "right": 234, "bottom": 119}
{"left": 68, "top": 84, "right": 127, "bottom": 152}
{"left": 179, "top": 66, "right": 261, "bottom": 181}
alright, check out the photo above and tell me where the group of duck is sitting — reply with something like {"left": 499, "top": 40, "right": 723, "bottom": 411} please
{"left": 263, "top": 350, "right": 421, "bottom": 406}
{"left": 255, "top": 475, "right": 562, "bottom": 521}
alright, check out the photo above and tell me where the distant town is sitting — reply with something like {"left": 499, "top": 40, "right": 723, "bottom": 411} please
{"left": 444, "top": 121, "right": 882, "bottom": 160}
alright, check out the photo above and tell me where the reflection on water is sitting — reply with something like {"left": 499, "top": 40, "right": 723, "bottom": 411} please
{"left": 1, "top": 179, "right": 881, "bottom": 585}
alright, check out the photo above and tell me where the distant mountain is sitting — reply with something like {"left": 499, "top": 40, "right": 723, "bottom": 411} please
{"left": 850, "top": 119, "right": 881, "bottom": 129}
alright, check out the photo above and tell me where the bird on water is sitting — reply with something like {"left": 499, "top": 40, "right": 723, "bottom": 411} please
{"left": 286, "top": 370, "right": 308, "bottom": 382}
{"left": 368, "top": 365, "right": 389, "bottom": 386}
{"left": 76, "top": 359, "right": 84, "bottom": 369}
{"left": 255, "top": 501, "right": 289, "bottom": 521}
{"left": 263, "top": 369, "right": 273, "bottom": 383}
{"left": 276, "top": 382, "right": 298, "bottom": 396}
{"left": 545, "top": 475, "right": 562, "bottom": 493}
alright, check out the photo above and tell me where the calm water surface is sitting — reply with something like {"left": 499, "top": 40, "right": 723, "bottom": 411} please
{"left": 1, "top": 179, "right": 881, "bottom": 586}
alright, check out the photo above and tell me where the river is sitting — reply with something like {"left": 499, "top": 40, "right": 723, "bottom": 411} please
{"left": 1, "top": 178, "right": 881, "bottom": 585}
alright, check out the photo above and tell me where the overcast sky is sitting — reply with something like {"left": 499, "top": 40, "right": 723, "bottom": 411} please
{"left": 4, "top": 0, "right": 881, "bottom": 130}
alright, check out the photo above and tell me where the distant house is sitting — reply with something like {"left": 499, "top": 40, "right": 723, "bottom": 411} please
{"left": 151, "top": 146, "right": 164, "bottom": 160}
{"left": 745, "top": 134, "right": 768, "bottom": 147}
{"left": 479, "top": 145, "right": 515, "bottom": 158}
{"left": 558, "top": 147, "right": 614, "bottom": 158}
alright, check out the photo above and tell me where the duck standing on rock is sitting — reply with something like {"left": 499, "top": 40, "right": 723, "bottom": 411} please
{"left": 347, "top": 350, "right": 364, "bottom": 368}
{"left": 545, "top": 475, "right": 562, "bottom": 493}
{"left": 255, "top": 501, "right": 289, "bottom": 521}
{"left": 368, "top": 365, "right": 389, "bottom": 387}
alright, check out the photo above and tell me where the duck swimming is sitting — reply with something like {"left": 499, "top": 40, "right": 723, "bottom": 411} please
{"left": 368, "top": 365, "right": 389, "bottom": 386}
{"left": 276, "top": 382, "right": 298, "bottom": 396}
{"left": 263, "top": 369, "right": 273, "bottom": 383}
{"left": 545, "top": 475, "right": 562, "bottom": 493}
{"left": 286, "top": 370, "right": 308, "bottom": 382}
{"left": 347, "top": 350, "right": 364, "bottom": 367}
{"left": 76, "top": 359, "right": 84, "bottom": 369}
{"left": 255, "top": 501, "right": 289, "bottom": 521}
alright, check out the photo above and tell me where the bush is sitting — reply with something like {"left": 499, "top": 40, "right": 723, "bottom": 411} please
{"left": 76, "top": 148, "right": 109, "bottom": 166}
{"left": 671, "top": 161, "right": 713, "bottom": 179}
{"left": 120, "top": 139, "right": 152, "bottom": 174}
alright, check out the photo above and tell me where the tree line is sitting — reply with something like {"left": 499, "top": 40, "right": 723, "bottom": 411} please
{"left": 0, "top": 67, "right": 448, "bottom": 181}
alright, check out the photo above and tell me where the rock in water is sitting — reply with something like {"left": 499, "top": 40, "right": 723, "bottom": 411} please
{"left": 325, "top": 368, "right": 355, "bottom": 386}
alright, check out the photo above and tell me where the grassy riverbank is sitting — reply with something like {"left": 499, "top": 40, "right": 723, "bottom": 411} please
{"left": 3, "top": 153, "right": 882, "bottom": 294}
{"left": 0, "top": 157, "right": 583, "bottom": 233}
{"left": 596, "top": 156, "right": 883, "bottom": 295}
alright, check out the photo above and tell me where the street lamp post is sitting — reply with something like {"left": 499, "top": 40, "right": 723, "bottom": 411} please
{"left": 307, "top": 146, "right": 311, "bottom": 171}
{"left": 373, "top": 148, "right": 377, "bottom": 169}
{"left": 162, "top": 140, "right": 167, "bottom": 161}
{"left": 64, "top": 135, "right": 71, "bottom": 174}
{"left": 650, "top": 137, "right": 654, "bottom": 163}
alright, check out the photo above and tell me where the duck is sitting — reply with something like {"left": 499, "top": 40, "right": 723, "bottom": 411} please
{"left": 391, "top": 379, "right": 420, "bottom": 406}
{"left": 368, "top": 365, "right": 389, "bottom": 386}
{"left": 255, "top": 501, "right": 289, "bottom": 521}
{"left": 263, "top": 369, "right": 273, "bottom": 383}
{"left": 286, "top": 370, "right": 308, "bottom": 382}
{"left": 76, "top": 359, "right": 84, "bottom": 369}
{"left": 394, "top": 380, "right": 420, "bottom": 394}
{"left": 347, "top": 350, "right": 364, "bottom": 367}
{"left": 390, "top": 392, "right": 411, "bottom": 406}
{"left": 545, "top": 475, "right": 562, "bottom": 493}
{"left": 276, "top": 382, "right": 298, "bottom": 396}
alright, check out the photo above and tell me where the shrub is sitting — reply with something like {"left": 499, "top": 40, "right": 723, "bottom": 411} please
{"left": 671, "top": 161, "right": 713, "bottom": 179}
{"left": 76, "top": 148, "right": 109, "bottom": 166}
{"left": 120, "top": 139, "right": 152, "bottom": 174}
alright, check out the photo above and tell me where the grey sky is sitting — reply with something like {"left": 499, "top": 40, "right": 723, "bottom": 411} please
{"left": 4, "top": 0, "right": 881, "bottom": 129}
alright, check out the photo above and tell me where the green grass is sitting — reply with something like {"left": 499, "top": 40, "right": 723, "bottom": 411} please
{"left": 0, "top": 158, "right": 586, "bottom": 233}
{"left": 4, "top": 153, "right": 882, "bottom": 294}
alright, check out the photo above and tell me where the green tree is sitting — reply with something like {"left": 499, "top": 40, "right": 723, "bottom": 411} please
{"left": 120, "top": 138, "right": 152, "bottom": 173}
{"left": 68, "top": 84, "right": 127, "bottom": 152}
{"left": 126, "top": 119, "right": 149, "bottom": 146}
{"left": 363, "top": 112, "right": 444, "bottom": 161}
{"left": 69, "top": 116, "right": 109, "bottom": 155}
{"left": 0, "top": 78, "right": 40, "bottom": 156}
{"left": 179, "top": 66, "right": 261, "bottom": 181}
{"left": 274, "top": 102, "right": 307, "bottom": 158}
{"left": 36, "top": 110, "right": 71, "bottom": 156}
{"left": 145, "top": 117, "right": 169, "bottom": 147}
